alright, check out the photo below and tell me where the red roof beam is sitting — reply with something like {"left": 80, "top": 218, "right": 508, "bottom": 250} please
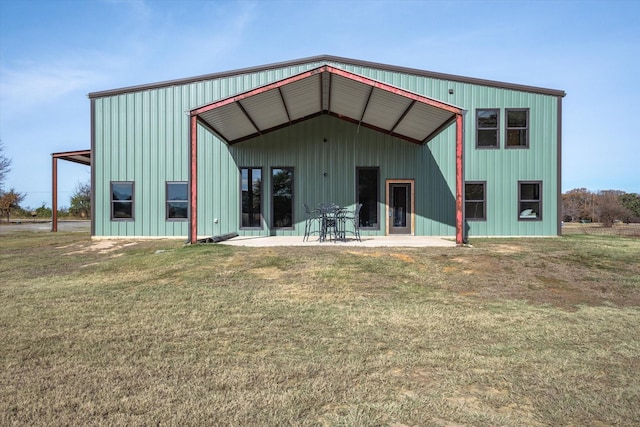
{"left": 324, "top": 65, "right": 463, "bottom": 115}
{"left": 190, "top": 67, "right": 326, "bottom": 116}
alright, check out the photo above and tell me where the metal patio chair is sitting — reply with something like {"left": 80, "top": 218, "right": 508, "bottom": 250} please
{"left": 303, "top": 203, "right": 322, "bottom": 241}
{"left": 341, "top": 203, "right": 363, "bottom": 241}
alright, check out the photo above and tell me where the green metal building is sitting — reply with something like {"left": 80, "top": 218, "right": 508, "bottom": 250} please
{"left": 85, "top": 55, "right": 565, "bottom": 243}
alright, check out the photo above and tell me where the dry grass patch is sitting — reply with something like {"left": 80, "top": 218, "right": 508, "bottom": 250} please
{"left": 1, "top": 232, "right": 639, "bottom": 426}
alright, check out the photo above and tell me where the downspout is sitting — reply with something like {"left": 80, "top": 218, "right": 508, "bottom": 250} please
{"left": 189, "top": 114, "right": 198, "bottom": 244}
{"left": 455, "top": 112, "right": 465, "bottom": 246}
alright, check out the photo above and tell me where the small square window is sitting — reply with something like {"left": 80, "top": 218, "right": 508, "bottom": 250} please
{"left": 506, "top": 109, "right": 529, "bottom": 148}
{"left": 519, "top": 181, "right": 542, "bottom": 220}
{"left": 465, "top": 182, "right": 486, "bottom": 220}
{"left": 166, "top": 182, "right": 188, "bottom": 220}
{"left": 111, "top": 181, "right": 134, "bottom": 220}
{"left": 476, "top": 109, "right": 499, "bottom": 148}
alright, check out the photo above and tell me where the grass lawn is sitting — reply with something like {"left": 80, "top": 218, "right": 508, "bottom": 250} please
{"left": 1, "top": 231, "right": 639, "bottom": 426}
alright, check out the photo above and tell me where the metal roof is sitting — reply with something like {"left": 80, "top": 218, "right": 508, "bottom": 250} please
{"left": 191, "top": 65, "right": 463, "bottom": 145}
{"left": 88, "top": 55, "right": 566, "bottom": 99}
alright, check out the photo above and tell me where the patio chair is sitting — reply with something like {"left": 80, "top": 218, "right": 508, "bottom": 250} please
{"left": 303, "top": 203, "right": 322, "bottom": 241}
{"left": 341, "top": 203, "right": 363, "bottom": 241}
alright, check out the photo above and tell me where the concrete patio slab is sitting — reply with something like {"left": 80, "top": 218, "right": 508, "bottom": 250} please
{"left": 219, "top": 235, "right": 457, "bottom": 247}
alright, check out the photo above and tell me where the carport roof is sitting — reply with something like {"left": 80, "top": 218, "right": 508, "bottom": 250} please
{"left": 190, "top": 65, "right": 464, "bottom": 145}
{"left": 52, "top": 149, "right": 91, "bottom": 165}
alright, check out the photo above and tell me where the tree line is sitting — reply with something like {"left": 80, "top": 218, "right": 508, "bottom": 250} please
{"left": 562, "top": 188, "right": 640, "bottom": 226}
{"left": 0, "top": 183, "right": 90, "bottom": 223}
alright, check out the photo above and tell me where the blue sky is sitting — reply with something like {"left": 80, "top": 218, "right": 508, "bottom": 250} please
{"left": 1, "top": 0, "right": 639, "bottom": 209}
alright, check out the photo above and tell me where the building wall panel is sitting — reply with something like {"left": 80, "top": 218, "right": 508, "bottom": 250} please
{"left": 92, "top": 58, "right": 560, "bottom": 238}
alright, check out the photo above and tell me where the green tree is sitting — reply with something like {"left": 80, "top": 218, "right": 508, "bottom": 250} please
{"left": 69, "top": 182, "right": 91, "bottom": 218}
{"left": 0, "top": 189, "right": 26, "bottom": 222}
{"left": 35, "top": 202, "right": 53, "bottom": 218}
{"left": 620, "top": 192, "right": 640, "bottom": 220}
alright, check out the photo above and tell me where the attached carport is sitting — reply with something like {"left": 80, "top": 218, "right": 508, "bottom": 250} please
{"left": 51, "top": 149, "right": 91, "bottom": 232}
{"left": 189, "top": 65, "right": 465, "bottom": 245}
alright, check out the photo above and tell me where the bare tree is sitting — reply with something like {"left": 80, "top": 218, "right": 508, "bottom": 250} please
{"left": 562, "top": 188, "right": 593, "bottom": 222}
{"left": 0, "top": 141, "right": 11, "bottom": 191}
{"left": 596, "top": 190, "right": 631, "bottom": 227}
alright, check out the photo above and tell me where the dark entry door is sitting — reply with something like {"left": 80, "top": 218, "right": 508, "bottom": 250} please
{"left": 388, "top": 182, "right": 412, "bottom": 234}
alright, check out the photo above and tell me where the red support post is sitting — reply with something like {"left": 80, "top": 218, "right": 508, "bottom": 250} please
{"left": 189, "top": 115, "right": 198, "bottom": 244}
{"left": 52, "top": 156, "right": 58, "bottom": 232}
{"left": 455, "top": 113, "right": 464, "bottom": 246}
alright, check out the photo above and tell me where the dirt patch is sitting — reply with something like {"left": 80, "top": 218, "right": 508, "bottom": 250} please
{"left": 65, "top": 240, "right": 138, "bottom": 255}
{"left": 492, "top": 244, "right": 528, "bottom": 254}
{"left": 346, "top": 251, "right": 415, "bottom": 263}
{"left": 390, "top": 253, "right": 415, "bottom": 263}
{"left": 250, "top": 267, "right": 285, "bottom": 280}
{"left": 346, "top": 251, "right": 384, "bottom": 258}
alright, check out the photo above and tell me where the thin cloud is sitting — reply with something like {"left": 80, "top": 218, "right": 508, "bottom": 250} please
{"left": 0, "top": 57, "right": 109, "bottom": 114}
{"left": 135, "top": 2, "right": 259, "bottom": 80}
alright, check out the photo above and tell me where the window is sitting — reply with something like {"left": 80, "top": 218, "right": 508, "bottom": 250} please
{"left": 356, "top": 167, "right": 379, "bottom": 228}
{"left": 476, "top": 109, "right": 499, "bottom": 148}
{"left": 166, "top": 182, "right": 188, "bottom": 220}
{"left": 241, "top": 168, "right": 262, "bottom": 228}
{"left": 272, "top": 167, "right": 293, "bottom": 228}
{"left": 111, "top": 181, "right": 134, "bottom": 220}
{"left": 506, "top": 109, "right": 529, "bottom": 148}
{"left": 465, "top": 182, "right": 486, "bottom": 220}
{"left": 519, "top": 181, "right": 542, "bottom": 220}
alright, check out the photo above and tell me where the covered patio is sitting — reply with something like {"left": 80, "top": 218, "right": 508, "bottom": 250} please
{"left": 188, "top": 65, "right": 466, "bottom": 245}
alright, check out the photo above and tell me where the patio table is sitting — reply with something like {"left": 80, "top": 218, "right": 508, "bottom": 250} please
{"left": 318, "top": 203, "right": 345, "bottom": 242}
